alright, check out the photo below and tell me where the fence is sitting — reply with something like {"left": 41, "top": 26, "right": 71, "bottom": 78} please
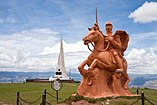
{"left": 17, "top": 88, "right": 155, "bottom": 105}
{"left": 130, "top": 88, "right": 155, "bottom": 105}
{"left": 17, "top": 89, "right": 58, "bottom": 105}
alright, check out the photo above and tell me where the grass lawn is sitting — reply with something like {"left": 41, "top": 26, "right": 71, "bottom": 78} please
{"left": 0, "top": 82, "right": 79, "bottom": 105}
{"left": 0, "top": 82, "right": 157, "bottom": 105}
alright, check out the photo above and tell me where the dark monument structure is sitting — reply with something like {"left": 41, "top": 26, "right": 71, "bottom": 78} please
{"left": 77, "top": 8, "right": 133, "bottom": 98}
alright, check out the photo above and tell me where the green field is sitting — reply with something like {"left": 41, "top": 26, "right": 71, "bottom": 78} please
{"left": 0, "top": 82, "right": 79, "bottom": 105}
{"left": 0, "top": 83, "right": 157, "bottom": 105}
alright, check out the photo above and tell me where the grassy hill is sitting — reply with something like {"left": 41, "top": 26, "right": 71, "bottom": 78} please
{"left": 0, "top": 83, "right": 156, "bottom": 105}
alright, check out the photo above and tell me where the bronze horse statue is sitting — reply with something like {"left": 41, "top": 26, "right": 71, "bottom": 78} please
{"left": 77, "top": 24, "right": 132, "bottom": 98}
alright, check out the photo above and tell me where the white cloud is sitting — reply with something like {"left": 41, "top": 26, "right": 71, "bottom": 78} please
{"left": 38, "top": 40, "right": 90, "bottom": 72}
{"left": 0, "top": 46, "right": 30, "bottom": 71}
{"left": 0, "top": 28, "right": 60, "bottom": 55}
{"left": 1, "top": 40, "right": 157, "bottom": 74}
{"left": 128, "top": 1, "right": 157, "bottom": 23}
{"left": 1, "top": 28, "right": 157, "bottom": 74}
{"left": 0, "top": 28, "right": 60, "bottom": 72}
{"left": 39, "top": 41, "right": 157, "bottom": 74}
{"left": 0, "top": 28, "right": 90, "bottom": 72}
{"left": 0, "top": 46, "right": 58, "bottom": 72}
{"left": 128, "top": 31, "right": 157, "bottom": 50}
{"left": 126, "top": 48, "right": 157, "bottom": 74}
{"left": 0, "top": 39, "right": 90, "bottom": 72}
{"left": 39, "top": 40, "right": 89, "bottom": 55}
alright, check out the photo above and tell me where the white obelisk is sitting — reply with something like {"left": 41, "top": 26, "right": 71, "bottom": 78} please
{"left": 53, "top": 37, "right": 69, "bottom": 80}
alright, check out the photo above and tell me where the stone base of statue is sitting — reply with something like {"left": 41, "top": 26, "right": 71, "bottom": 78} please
{"left": 77, "top": 67, "right": 133, "bottom": 98}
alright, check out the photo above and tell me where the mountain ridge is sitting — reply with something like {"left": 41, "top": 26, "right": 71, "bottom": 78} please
{"left": 0, "top": 71, "right": 157, "bottom": 89}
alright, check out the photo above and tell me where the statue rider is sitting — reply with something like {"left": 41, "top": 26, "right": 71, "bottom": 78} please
{"left": 104, "top": 21, "right": 124, "bottom": 73}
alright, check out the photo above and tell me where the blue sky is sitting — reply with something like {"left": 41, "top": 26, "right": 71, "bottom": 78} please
{"left": 1, "top": 0, "right": 156, "bottom": 40}
{"left": 0, "top": 0, "right": 157, "bottom": 74}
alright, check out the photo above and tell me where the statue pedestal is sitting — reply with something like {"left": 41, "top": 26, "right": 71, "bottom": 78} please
{"left": 77, "top": 68, "right": 132, "bottom": 98}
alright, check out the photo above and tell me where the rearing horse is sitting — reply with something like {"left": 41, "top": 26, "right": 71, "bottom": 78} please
{"left": 78, "top": 25, "right": 130, "bottom": 90}
{"left": 78, "top": 26, "right": 117, "bottom": 72}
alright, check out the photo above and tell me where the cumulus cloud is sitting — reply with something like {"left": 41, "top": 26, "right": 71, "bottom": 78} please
{"left": 0, "top": 45, "right": 58, "bottom": 72}
{"left": 128, "top": 1, "right": 157, "bottom": 23}
{"left": 1, "top": 40, "right": 157, "bottom": 74}
{"left": 0, "top": 46, "right": 30, "bottom": 71}
{"left": 126, "top": 48, "right": 157, "bottom": 74}
{"left": 0, "top": 28, "right": 60, "bottom": 71}
{"left": 0, "top": 28, "right": 60, "bottom": 55}
{"left": 128, "top": 32, "right": 157, "bottom": 50}
{"left": 0, "top": 28, "right": 91, "bottom": 72}
{"left": 39, "top": 40, "right": 89, "bottom": 55}
{"left": 1, "top": 28, "right": 157, "bottom": 74}
{"left": 0, "top": 37, "right": 89, "bottom": 72}
{"left": 38, "top": 39, "right": 91, "bottom": 72}
{"left": 38, "top": 40, "right": 90, "bottom": 72}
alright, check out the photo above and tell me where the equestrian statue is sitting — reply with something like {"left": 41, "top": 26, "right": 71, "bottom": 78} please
{"left": 77, "top": 9, "right": 133, "bottom": 98}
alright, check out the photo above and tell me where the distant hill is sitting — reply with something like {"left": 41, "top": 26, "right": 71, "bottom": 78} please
{"left": 0, "top": 71, "right": 82, "bottom": 83}
{"left": 0, "top": 71, "right": 157, "bottom": 89}
{"left": 129, "top": 74, "right": 157, "bottom": 89}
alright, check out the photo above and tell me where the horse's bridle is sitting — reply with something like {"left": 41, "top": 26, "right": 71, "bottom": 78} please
{"left": 86, "top": 34, "right": 110, "bottom": 52}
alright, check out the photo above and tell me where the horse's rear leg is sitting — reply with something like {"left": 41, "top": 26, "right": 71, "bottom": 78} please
{"left": 88, "top": 59, "right": 111, "bottom": 70}
{"left": 78, "top": 59, "right": 89, "bottom": 76}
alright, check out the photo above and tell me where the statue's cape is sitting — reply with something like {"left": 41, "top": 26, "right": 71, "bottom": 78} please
{"left": 113, "top": 30, "right": 129, "bottom": 52}
{"left": 104, "top": 30, "right": 129, "bottom": 52}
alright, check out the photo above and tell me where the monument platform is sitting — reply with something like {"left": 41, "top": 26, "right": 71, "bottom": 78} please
{"left": 26, "top": 78, "right": 75, "bottom": 83}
